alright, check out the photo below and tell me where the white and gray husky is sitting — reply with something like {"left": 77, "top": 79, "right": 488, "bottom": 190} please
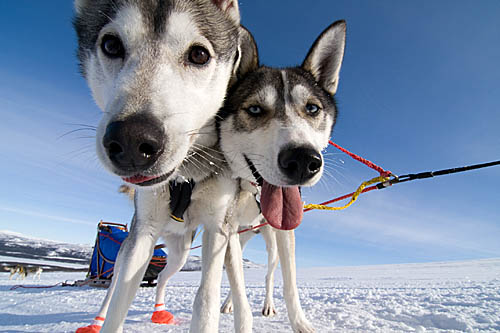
{"left": 73, "top": 0, "right": 250, "bottom": 332}
{"left": 217, "top": 20, "right": 347, "bottom": 332}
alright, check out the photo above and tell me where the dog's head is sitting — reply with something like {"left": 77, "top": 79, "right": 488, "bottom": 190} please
{"left": 74, "top": 0, "right": 241, "bottom": 187}
{"left": 219, "top": 20, "right": 346, "bottom": 229}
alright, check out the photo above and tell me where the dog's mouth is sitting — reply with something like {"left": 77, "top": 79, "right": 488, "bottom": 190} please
{"left": 122, "top": 170, "right": 174, "bottom": 187}
{"left": 244, "top": 155, "right": 303, "bottom": 231}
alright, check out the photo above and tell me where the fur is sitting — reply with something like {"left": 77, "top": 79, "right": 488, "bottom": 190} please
{"left": 217, "top": 20, "right": 347, "bottom": 333}
{"left": 74, "top": 0, "right": 249, "bottom": 332}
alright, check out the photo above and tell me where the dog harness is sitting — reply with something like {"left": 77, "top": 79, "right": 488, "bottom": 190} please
{"left": 169, "top": 178, "right": 195, "bottom": 223}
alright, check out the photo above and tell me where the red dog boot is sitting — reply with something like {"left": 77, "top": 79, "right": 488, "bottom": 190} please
{"left": 151, "top": 304, "right": 174, "bottom": 324}
{"left": 76, "top": 316, "right": 105, "bottom": 333}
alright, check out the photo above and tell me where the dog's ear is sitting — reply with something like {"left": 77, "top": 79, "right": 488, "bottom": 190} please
{"left": 211, "top": 0, "right": 240, "bottom": 24}
{"left": 302, "top": 20, "right": 346, "bottom": 96}
{"left": 233, "top": 26, "right": 259, "bottom": 80}
{"left": 74, "top": 0, "right": 90, "bottom": 14}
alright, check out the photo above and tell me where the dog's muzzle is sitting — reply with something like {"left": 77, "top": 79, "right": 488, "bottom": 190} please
{"left": 278, "top": 146, "right": 322, "bottom": 184}
{"left": 102, "top": 113, "right": 165, "bottom": 174}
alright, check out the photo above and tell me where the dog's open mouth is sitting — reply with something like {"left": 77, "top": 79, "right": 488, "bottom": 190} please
{"left": 244, "top": 155, "right": 303, "bottom": 231}
{"left": 122, "top": 170, "right": 174, "bottom": 187}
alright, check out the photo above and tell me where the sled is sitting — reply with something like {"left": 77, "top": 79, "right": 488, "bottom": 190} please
{"left": 85, "top": 221, "right": 167, "bottom": 288}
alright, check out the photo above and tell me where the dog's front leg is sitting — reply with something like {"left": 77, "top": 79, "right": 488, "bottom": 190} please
{"left": 260, "top": 224, "right": 279, "bottom": 317}
{"left": 101, "top": 216, "right": 161, "bottom": 333}
{"left": 190, "top": 228, "right": 228, "bottom": 333}
{"left": 276, "top": 230, "right": 315, "bottom": 333}
{"left": 224, "top": 231, "right": 252, "bottom": 332}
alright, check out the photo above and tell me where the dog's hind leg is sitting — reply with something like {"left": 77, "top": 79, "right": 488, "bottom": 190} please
{"left": 276, "top": 230, "right": 315, "bottom": 333}
{"left": 9, "top": 268, "right": 16, "bottom": 280}
{"left": 260, "top": 224, "right": 279, "bottom": 317}
{"left": 151, "top": 232, "right": 192, "bottom": 325}
{"left": 224, "top": 231, "right": 252, "bottom": 332}
{"left": 221, "top": 228, "right": 257, "bottom": 314}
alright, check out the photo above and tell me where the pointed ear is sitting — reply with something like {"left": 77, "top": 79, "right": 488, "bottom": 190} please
{"left": 302, "top": 20, "right": 346, "bottom": 95}
{"left": 229, "top": 26, "right": 259, "bottom": 87}
{"left": 211, "top": 0, "right": 240, "bottom": 25}
{"left": 74, "top": 0, "right": 90, "bottom": 14}
{"left": 235, "top": 26, "right": 259, "bottom": 78}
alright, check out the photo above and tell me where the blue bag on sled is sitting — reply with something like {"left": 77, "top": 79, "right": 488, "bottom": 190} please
{"left": 87, "top": 221, "right": 167, "bottom": 287}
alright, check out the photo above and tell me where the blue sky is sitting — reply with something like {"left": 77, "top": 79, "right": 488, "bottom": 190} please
{"left": 0, "top": 1, "right": 499, "bottom": 267}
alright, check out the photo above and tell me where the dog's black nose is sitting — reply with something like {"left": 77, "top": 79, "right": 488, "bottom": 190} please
{"left": 102, "top": 114, "right": 164, "bottom": 172}
{"left": 278, "top": 146, "right": 322, "bottom": 183}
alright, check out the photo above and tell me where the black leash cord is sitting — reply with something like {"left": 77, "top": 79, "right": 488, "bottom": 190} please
{"left": 390, "top": 159, "right": 500, "bottom": 185}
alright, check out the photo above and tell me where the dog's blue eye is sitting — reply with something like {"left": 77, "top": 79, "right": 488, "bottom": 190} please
{"left": 247, "top": 106, "right": 263, "bottom": 116}
{"left": 101, "top": 34, "right": 125, "bottom": 59}
{"left": 305, "top": 103, "right": 320, "bottom": 114}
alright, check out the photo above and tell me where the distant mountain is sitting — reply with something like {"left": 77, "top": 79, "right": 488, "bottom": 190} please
{"left": 0, "top": 230, "right": 91, "bottom": 269}
{"left": 0, "top": 230, "right": 263, "bottom": 273}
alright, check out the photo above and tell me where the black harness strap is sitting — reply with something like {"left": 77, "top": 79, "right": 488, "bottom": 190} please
{"left": 169, "top": 179, "right": 195, "bottom": 223}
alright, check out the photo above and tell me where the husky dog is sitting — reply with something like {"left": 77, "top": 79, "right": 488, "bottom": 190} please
{"left": 218, "top": 20, "right": 347, "bottom": 332}
{"left": 74, "top": 0, "right": 247, "bottom": 332}
{"left": 6, "top": 265, "right": 23, "bottom": 280}
{"left": 5, "top": 265, "right": 42, "bottom": 281}
{"left": 25, "top": 266, "right": 43, "bottom": 281}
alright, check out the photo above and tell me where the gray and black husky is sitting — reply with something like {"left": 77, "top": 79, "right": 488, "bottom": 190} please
{"left": 74, "top": 0, "right": 250, "bottom": 332}
{"left": 218, "top": 20, "right": 347, "bottom": 332}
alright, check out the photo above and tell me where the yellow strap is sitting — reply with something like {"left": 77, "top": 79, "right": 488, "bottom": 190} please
{"left": 303, "top": 175, "right": 389, "bottom": 211}
{"left": 170, "top": 214, "right": 184, "bottom": 223}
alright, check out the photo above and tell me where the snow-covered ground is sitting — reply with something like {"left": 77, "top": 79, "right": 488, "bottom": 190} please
{"left": 1, "top": 258, "right": 499, "bottom": 332}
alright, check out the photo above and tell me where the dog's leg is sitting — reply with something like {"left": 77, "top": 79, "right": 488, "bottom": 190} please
{"left": 100, "top": 218, "right": 160, "bottom": 333}
{"left": 224, "top": 231, "right": 252, "bottom": 332}
{"left": 261, "top": 225, "right": 279, "bottom": 317}
{"left": 276, "top": 230, "right": 315, "bottom": 333}
{"left": 18, "top": 267, "right": 26, "bottom": 281}
{"left": 190, "top": 227, "right": 228, "bottom": 333}
{"left": 151, "top": 232, "right": 192, "bottom": 324}
{"left": 221, "top": 229, "right": 256, "bottom": 314}
{"left": 76, "top": 261, "right": 122, "bottom": 333}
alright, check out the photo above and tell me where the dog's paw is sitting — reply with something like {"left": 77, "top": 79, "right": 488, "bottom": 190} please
{"left": 75, "top": 324, "right": 101, "bottom": 333}
{"left": 291, "top": 317, "right": 315, "bottom": 333}
{"left": 151, "top": 310, "right": 174, "bottom": 324}
{"left": 220, "top": 300, "right": 234, "bottom": 314}
{"left": 261, "top": 302, "right": 277, "bottom": 317}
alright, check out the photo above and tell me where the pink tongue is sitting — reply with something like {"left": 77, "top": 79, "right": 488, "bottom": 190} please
{"left": 261, "top": 181, "right": 303, "bottom": 230}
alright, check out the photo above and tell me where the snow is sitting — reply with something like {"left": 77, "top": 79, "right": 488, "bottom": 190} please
{"left": 1, "top": 259, "right": 499, "bottom": 332}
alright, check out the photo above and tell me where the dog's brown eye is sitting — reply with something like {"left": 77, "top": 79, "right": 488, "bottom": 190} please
{"left": 188, "top": 46, "right": 210, "bottom": 65}
{"left": 101, "top": 34, "right": 125, "bottom": 59}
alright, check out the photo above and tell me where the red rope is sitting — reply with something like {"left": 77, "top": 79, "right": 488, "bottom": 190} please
{"left": 303, "top": 185, "right": 379, "bottom": 213}
{"left": 238, "top": 222, "right": 268, "bottom": 234}
{"left": 329, "top": 141, "right": 391, "bottom": 177}
{"left": 10, "top": 282, "right": 64, "bottom": 290}
{"left": 235, "top": 142, "right": 391, "bottom": 233}
{"left": 9, "top": 266, "right": 116, "bottom": 290}
{"left": 98, "top": 232, "right": 122, "bottom": 245}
